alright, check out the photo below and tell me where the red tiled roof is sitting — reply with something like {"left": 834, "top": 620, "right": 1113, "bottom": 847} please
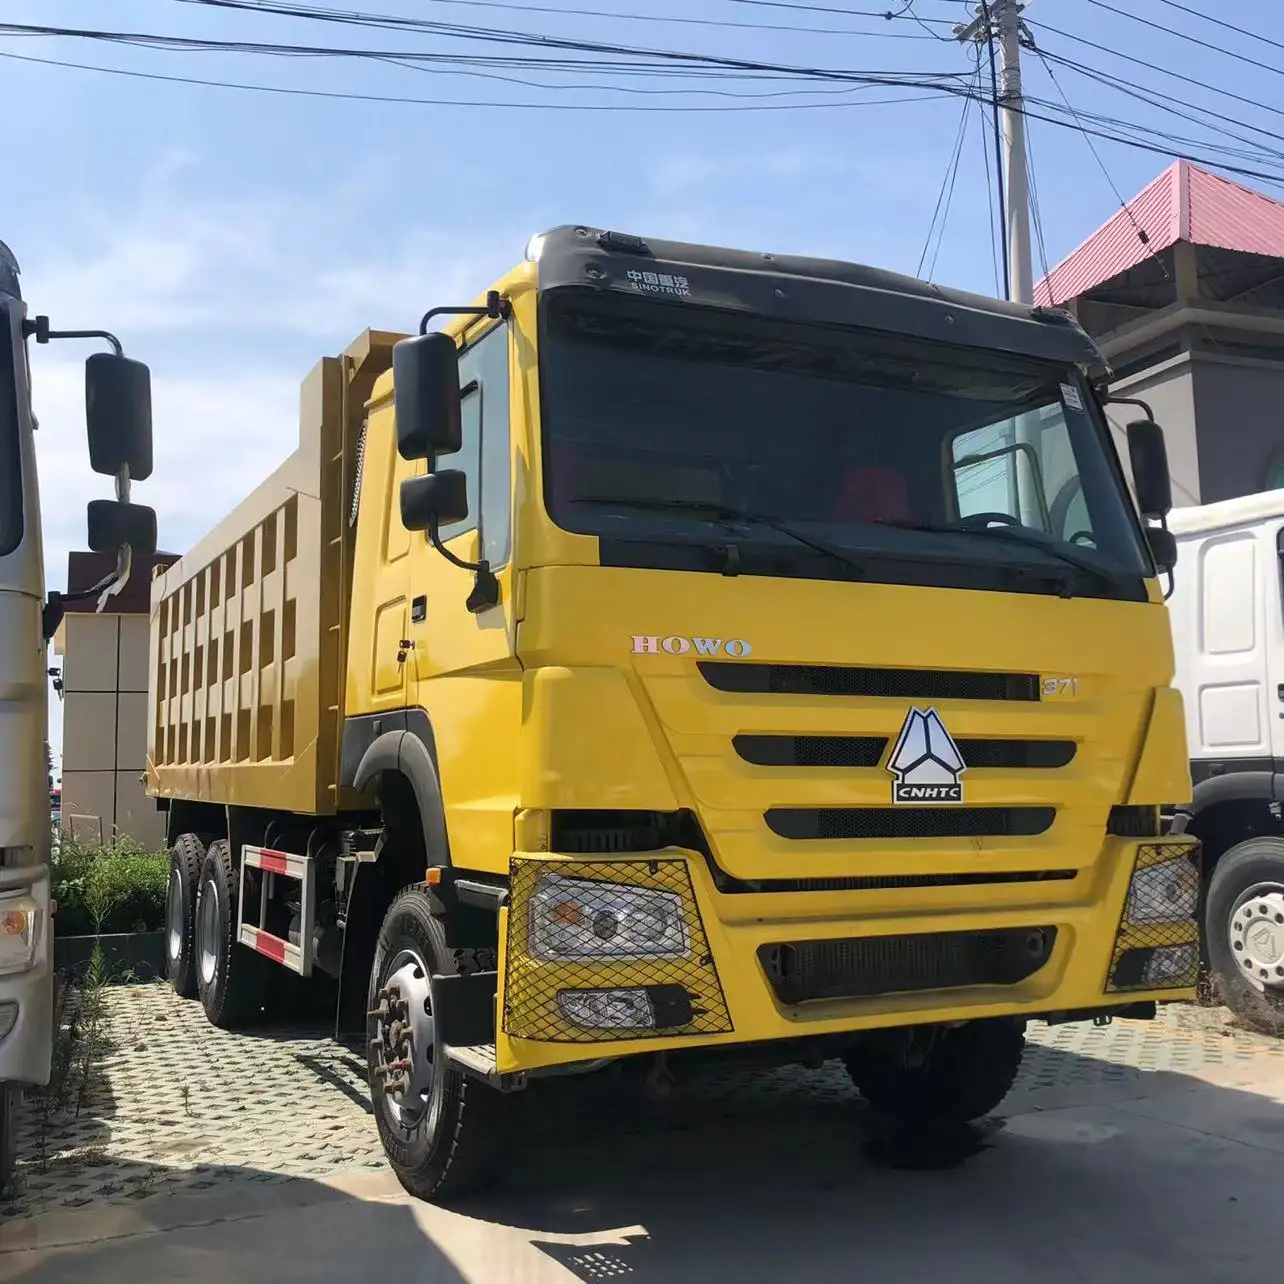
{"left": 1034, "top": 160, "right": 1284, "bottom": 306}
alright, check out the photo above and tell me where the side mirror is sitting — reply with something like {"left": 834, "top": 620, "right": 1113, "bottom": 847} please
{"left": 87, "top": 499, "right": 157, "bottom": 555}
{"left": 85, "top": 352, "right": 153, "bottom": 480}
{"left": 393, "top": 333, "right": 461, "bottom": 461}
{"left": 1145, "top": 525, "right": 1177, "bottom": 575}
{"left": 1126, "top": 419, "right": 1172, "bottom": 520}
{"left": 400, "top": 470, "right": 468, "bottom": 534}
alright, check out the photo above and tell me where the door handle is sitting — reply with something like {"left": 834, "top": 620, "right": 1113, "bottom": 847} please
{"left": 411, "top": 596, "right": 427, "bottom": 624}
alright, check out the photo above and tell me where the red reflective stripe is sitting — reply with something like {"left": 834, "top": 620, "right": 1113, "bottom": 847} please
{"left": 249, "top": 928, "right": 288, "bottom": 964}
{"left": 258, "top": 853, "right": 289, "bottom": 875}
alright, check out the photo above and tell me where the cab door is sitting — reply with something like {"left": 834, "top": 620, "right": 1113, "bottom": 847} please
{"left": 405, "top": 317, "right": 522, "bottom": 874}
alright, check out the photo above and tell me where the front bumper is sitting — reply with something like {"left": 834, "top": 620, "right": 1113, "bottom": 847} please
{"left": 493, "top": 836, "right": 1200, "bottom": 1075}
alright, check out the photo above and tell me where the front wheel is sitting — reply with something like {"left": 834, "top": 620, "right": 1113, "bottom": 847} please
{"left": 842, "top": 1018, "right": 1026, "bottom": 1124}
{"left": 1206, "top": 837, "right": 1284, "bottom": 1036}
{"left": 166, "top": 833, "right": 207, "bottom": 998}
{"left": 368, "top": 886, "right": 506, "bottom": 1203}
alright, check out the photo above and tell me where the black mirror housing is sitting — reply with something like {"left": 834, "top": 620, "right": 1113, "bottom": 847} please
{"left": 86, "top": 353, "right": 153, "bottom": 480}
{"left": 400, "top": 470, "right": 468, "bottom": 533}
{"left": 87, "top": 500, "right": 158, "bottom": 555}
{"left": 1126, "top": 419, "right": 1172, "bottom": 520}
{"left": 393, "top": 333, "right": 462, "bottom": 461}
{"left": 1145, "top": 525, "right": 1177, "bottom": 575}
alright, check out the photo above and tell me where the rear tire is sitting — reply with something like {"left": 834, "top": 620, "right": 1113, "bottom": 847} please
{"left": 165, "top": 833, "right": 206, "bottom": 999}
{"left": 195, "top": 840, "right": 268, "bottom": 1029}
{"left": 368, "top": 886, "right": 506, "bottom": 1203}
{"left": 1206, "top": 837, "right": 1284, "bottom": 1036}
{"left": 842, "top": 1018, "right": 1026, "bottom": 1124}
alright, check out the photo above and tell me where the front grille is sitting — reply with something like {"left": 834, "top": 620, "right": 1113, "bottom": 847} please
{"left": 765, "top": 807, "right": 1056, "bottom": 840}
{"left": 700, "top": 662, "right": 1040, "bottom": 702}
{"left": 734, "top": 734, "right": 1075, "bottom": 769}
{"left": 761, "top": 926, "right": 1058, "bottom": 1003}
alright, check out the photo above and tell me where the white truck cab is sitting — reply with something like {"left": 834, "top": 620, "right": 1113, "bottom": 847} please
{"left": 0, "top": 242, "right": 156, "bottom": 1190}
{"left": 1168, "top": 490, "right": 1284, "bottom": 1034}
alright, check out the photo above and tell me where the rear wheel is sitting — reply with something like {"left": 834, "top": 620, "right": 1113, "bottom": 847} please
{"left": 368, "top": 886, "right": 506, "bottom": 1203}
{"left": 842, "top": 1018, "right": 1026, "bottom": 1124}
{"left": 1207, "top": 837, "right": 1284, "bottom": 1036}
{"left": 195, "top": 840, "right": 268, "bottom": 1028}
{"left": 165, "top": 833, "right": 207, "bottom": 998}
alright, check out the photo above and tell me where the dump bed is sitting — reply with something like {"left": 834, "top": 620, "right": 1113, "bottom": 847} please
{"left": 146, "top": 330, "right": 401, "bottom": 815}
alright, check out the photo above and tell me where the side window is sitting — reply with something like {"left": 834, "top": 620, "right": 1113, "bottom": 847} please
{"left": 437, "top": 323, "right": 511, "bottom": 565}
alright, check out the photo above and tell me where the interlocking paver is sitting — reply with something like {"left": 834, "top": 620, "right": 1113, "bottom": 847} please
{"left": 1, "top": 982, "right": 1278, "bottom": 1221}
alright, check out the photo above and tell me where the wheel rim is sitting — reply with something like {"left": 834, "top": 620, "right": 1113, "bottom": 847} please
{"left": 371, "top": 948, "right": 440, "bottom": 1132}
{"left": 166, "top": 868, "right": 184, "bottom": 962}
{"left": 1229, "top": 882, "right": 1284, "bottom": 991}
{"left": 198, "top": 879, "right": 220, "bottom": 987}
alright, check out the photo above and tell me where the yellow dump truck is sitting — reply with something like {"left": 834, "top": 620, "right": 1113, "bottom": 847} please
{"left": 149, "top": 225, "right": 1199, "bottom": 1201}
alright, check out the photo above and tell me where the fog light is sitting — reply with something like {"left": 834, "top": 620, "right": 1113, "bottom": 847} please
{"left": 558, "top": 988, "right": 656, "bottom": 1030}
{"left": 1143, "top": 943, "right": 1198, "bottom": 987}
{"left": 0, "top": 893, "right": 39, "bottom": 976}
{"left": 0, "top": 1001, "right": 16, "bottom": 1042}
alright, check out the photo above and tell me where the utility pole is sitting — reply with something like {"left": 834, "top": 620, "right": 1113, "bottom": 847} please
{"left": 956, "top": 0, "right": 1035, "bottom": 304}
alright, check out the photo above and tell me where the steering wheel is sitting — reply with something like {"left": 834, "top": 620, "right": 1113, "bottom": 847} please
{"left": 958, "top": 512, "right": 1019, "bottom": 529}
{"left": 1068, "top": 530, "right": 1096, "bottom": 547}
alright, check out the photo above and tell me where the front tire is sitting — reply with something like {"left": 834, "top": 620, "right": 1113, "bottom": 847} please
{"left": 195, "top": 840, "right": 267, "bottom": 1029}
{"left": 166, "top": 833, "right": 207, "bottom": 998}
{"left": 1206, "top": 837, "right": 1284, "bottom": 1036}
{"left": 368, "top": 886, "right": 506, "bottom": 1203}
{"left": 842, "top": 1018, "right": 1026, "bottom": 1124}
{"left": 0, "top": 1082, "right": 16, "bottom": 1197}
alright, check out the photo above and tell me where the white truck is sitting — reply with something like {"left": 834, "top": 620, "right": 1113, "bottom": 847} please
{"left": 1168, "top": 489, "right": 1284, "bottom": 1034}
{"left": 0, "top": 240, "right": 156, "bottom": 1189}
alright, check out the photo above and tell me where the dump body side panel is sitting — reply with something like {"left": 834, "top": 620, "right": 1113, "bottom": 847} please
{"left": 147, "top": 331, "right": 400, "bottom": 815}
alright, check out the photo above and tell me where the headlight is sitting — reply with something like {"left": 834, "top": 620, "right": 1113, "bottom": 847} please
{"left": 1127, "top": 855, "right": 1198, "bottom": 924}
{"left": 0, "top": 892, "right": 40, "bottom": 976}
{"left": 528, "top": 874, "right": 690, "bottom": 961}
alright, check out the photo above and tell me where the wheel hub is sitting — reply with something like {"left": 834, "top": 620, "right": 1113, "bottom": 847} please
{"left": 370, "top": 952, "right": 436, "bottom": 1124}
{"left": 197, "top": 882, "right": 219, "bottom": 987}
{"left": 1230, "top": 890, "right": 1284, "bottom": 990}
{"left": 166, "top": 869, "right": 184, "bottom": 962}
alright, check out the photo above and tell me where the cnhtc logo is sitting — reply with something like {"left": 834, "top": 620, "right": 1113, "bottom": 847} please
{"left": 887, "top": 707, "right": 967, "bottom": 805}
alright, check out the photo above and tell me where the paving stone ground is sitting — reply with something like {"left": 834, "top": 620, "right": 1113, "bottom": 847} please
{"left": 2, "top": 982, "right": 1280, "bottom": 1222}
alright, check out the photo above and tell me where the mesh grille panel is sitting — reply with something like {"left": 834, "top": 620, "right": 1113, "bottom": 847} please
{"left": 504, "top": 858, "right": 733, "bottom": 1043}
{"left": 700, "top": 662, "right": 1040, "bottom": 702}
{"left": 766, "top": 806, "right": 1056, "bottom": 840}
{"left": 733, "top": 735, "right": 1075, "bottom": 769}
{"left": 761, "top": 926, "right": 1057, "bottom": 1003}
{"left": 1105, "top": 841, "right": 1201, "bottom": 993}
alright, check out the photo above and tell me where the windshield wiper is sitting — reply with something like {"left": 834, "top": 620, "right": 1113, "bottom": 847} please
{"left": 893, "top": 520, "right": 1120, "bottom": 596}
{"left": 572, "top": 495, "right": 865, "bottom": 579}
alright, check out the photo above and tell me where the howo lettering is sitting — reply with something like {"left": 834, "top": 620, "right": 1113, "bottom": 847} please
{"left": 147, "top": 227, "right": 1199, "bottom": 1202}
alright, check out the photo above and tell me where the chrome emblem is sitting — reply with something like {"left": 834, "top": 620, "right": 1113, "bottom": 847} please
{"left": 887, "top": 707, "right": 966, "bottom": 805}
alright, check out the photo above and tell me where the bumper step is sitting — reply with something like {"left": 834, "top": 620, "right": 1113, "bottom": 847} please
{"left": 444, "top": 1043, "right": 527, "bottom": 1092}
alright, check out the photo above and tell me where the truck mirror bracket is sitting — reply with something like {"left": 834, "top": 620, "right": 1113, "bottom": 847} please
{"left": 426, "top": 520, "right": 501, "bottom": 614}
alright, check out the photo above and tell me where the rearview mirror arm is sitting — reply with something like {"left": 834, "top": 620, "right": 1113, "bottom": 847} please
{"left": 23, "top": 316, "right": 125, "bottom": 357}
{"left": 418, "top": 290, "right": 511, "bottom": 336}
{"left": 426, "top": 519, "right": 501, "bottom": 614}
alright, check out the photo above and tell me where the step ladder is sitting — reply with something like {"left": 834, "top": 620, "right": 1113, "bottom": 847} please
{"left": 237, "top": 845, "right": 315, "bottom": 976}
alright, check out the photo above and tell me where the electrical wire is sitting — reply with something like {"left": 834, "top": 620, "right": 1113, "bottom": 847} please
{"left": 1024, "top": 124, "right": 1052, "bottom": 303}
{"left": 917, "top": 68, "right": 974, "bottom": 277}
{"left": 1151, "top": 0, "right": 1284, "bottom": 56}
{"left": 1082, "top": 0, "right": 1284, "bottom": 81}
{"left": 976, "top": 0, "right": 1008, "bottom": 298}
{"left": 975, "top": 90, "right": 1001, "bottom": 296}
{"left": 728, "top": 0, "right": 955, "bottom": 23}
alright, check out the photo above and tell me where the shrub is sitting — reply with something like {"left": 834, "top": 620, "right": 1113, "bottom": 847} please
{"left": 52, "top": 836, "right": 169, "bottom": 937}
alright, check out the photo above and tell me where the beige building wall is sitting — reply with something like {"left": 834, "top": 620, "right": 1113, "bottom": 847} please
{"left": 55, "top": 612, "right": 164, "bottom": 850}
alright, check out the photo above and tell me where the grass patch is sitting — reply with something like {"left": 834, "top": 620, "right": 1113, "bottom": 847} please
{"left": 52, "top": 837, "right": 168, "bottom": 937}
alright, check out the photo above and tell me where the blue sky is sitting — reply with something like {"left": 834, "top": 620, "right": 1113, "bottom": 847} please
{"left": 6, "top": 0, "right": 1282, "bottom": 769}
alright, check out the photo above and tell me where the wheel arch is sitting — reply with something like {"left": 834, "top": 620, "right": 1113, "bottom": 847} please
{"left": 1176, "top": 772, "right": 1284, "bottom": 875}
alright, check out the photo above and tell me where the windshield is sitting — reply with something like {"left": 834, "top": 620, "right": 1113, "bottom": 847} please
{"left": 0, "top": 306, "right": 23, "bottom": 558}
{"left": 538, "top": 291, "right": 1151, "bottom": 600}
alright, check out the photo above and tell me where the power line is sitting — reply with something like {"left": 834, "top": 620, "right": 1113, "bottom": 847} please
{"left": 168, "top": 0, "right": 944, "bottom": 40}
{"left": 1031, "top": 19, "right": 1284, "bottom": 124}
{"left": 974, "top": 91, "right": 1001, "bottom": 295}
{"left": 917, "top": 68, "right": 974, "bottom": 277}
{"left": 1082, "top": 0, "right": 1284, "bottom": 80}
{"left": 977, "top": 0, "right": 1008, "bottom": 298}
{"left": 0, "top": 47, "right": 958, "bottom": 112}
{"left": 1151, "top": 0, "right": 1284, "bottom": 57}
{"left": 728, "top": 0, "right": 955, "bottom": 23}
